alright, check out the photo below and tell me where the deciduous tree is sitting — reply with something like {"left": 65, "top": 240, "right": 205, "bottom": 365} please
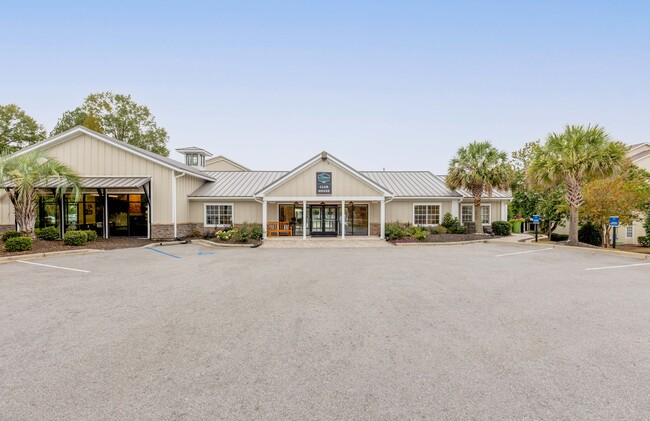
{"left": 51, "top": 92, "right": 170, "bottom": 156}
{"left": 0, "top": 104, "right": 46, "bottom": 154}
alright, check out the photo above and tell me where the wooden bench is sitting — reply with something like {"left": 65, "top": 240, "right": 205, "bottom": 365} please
{"left": 267, "top": 221, "right": 293, "bottom": 237}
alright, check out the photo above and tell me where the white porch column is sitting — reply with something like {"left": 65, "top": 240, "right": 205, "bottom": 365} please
{"left": 501, "top": 201, "right": 508, "bottom": 221}
{"left": 451, "top": 199, "right": 459, "bottom": 219}
{"left": 341, "top": 200, "right": 345, "bottom": 239}
{"left": 380, "top": 199, "right": 386, "bottom": 239}
{"left": 262, "top": 199, "right": 268, "bottom": 239}
{"left": 302, "top": 200, "right": 307, "bottom": 240}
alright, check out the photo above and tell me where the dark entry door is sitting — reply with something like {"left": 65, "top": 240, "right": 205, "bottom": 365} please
{"left": 310, "top": 205, "right": 338, "bottom": 236}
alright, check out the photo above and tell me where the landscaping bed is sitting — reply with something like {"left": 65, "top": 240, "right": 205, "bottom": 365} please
{"left": 393, "top": 233, "right": 492, "bottom": 244}
{"left": 1, "top": 237, "right": 151, "bottom": 257}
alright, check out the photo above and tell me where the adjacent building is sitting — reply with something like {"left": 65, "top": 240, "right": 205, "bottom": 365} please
{"left": 0, "top": 126, "right": 512, "bottom": 239}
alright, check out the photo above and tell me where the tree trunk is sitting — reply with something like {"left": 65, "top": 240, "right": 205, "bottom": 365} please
{"left": 568, "top": 205, "right": 579, "bottom": 245}
{"left": 14, "top": 191, "right": 38, "bottom": 238}
{"left": 565, "top": 176, "right": 583, "bottom": 246}
{"left": 470, "top": 190, "right": 482, "bottom": 235}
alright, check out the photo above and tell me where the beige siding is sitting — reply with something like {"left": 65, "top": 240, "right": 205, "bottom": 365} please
{"left": 386, "top": 200, "right": 452, "bottom": 224}
{"left": 0, "top": 191, "right": 15, "bottom": 225}
{"left": 190, "top": 200, "right": 262, "bottom": 226}
{"left": 634, "top": 154, "right": 650, "bottom": 171}
{"left": 266, "top": 159, "right": 383, "bottom": 198}
{"left": 204, "top": 158, "right": 248, "bottom": 172}
{"left": 175, "top": 175, "right": 206, "bottom": 224}
{"left": 38, "top": 133, "right": 193, "bottom": 224}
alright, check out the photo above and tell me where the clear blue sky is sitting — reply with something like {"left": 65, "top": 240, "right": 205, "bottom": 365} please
{"left": 2, "top": 1, "right": 649, "bottom": 171}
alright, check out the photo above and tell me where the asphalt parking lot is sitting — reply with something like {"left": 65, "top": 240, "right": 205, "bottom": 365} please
{"left": 0, "top": 242, "right": 648, "bottom": 420}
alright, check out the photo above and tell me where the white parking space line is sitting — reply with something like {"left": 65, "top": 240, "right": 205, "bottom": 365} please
{"left": 585, "top": 262, "right": 650, "bottom": 271}
{"left": 495, "top": 248, "right": 553, "bottom": 257}
{"left": 17, "top": 260, "right": 89, "bottom": 273}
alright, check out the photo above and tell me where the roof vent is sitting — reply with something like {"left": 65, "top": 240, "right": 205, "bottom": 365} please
{"left": 176, "top": 147, "right": 213, "bottom": 169}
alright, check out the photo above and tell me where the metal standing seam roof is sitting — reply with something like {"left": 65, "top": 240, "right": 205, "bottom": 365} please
{"left": 189, "top": 171, "right": 287, "bottom": 197}
{"left": 435, "top": 175, "right": 512, "bottom": 199}
{"left": 361, "top": 171, "right": 461, "bottom": 197}
{"left": 2, "top": 176, "right": 151, "bottom": 189}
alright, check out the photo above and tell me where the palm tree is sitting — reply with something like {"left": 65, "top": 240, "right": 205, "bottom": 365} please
{"left": 0, "top": 151, "right": 81, "bottom": 237}
{"left": 527, "top": 125, "right": 627, "bottom": 245}
{"left": 446, "top": 141, "right": 512, "bottom": 233}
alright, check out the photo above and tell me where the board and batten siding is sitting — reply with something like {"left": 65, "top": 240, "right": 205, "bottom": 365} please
{"left": 0, "top": 191, "right": 15, "bottom": 225}
{"left": 204, "top": 159, "right": 247, "bottom": 172}
{"left": 190, "top": 200, "right": 263, "bottom": 226}
{"left": 38, "top": 132, "right": 202, "bottom": 225}
{"left": 175, "top": 175, "right": 207, "bottom": 224}
{"left": 265, "top": 159, "right": 383, "bottom": 198}
{"left": 386, "top": 200, "right": 453, "bottom": 224}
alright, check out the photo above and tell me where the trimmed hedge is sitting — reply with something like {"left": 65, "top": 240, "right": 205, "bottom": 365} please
{"left": 579, "top": 222, "right": 602, "bottom": 247}
{"left": 638, "top": 236, "right": 650, "bottom": 247}
{"left": 39, "top": 226, "right": 60, "bottom": 240}
{"left": 63, "top": 230, "right": 88, "bottom": 246}
{"left": 491, "top": 221, "right": 511, "bottom": 236}
{"left": 2, "top": 230, "right": 22, "bottom": 242}
{"left": 550, "top": 233, "right": 569, "bottom": 242}
{"left": 4, "top": 236, "right": 32, "bottom": 252}
{"left": 83, "top": 230, "right": 98, "bottom": 242}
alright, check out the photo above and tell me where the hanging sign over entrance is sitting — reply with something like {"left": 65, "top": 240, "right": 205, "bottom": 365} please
{"left": 316, "top": 172, "right": 332, "bottom": 195}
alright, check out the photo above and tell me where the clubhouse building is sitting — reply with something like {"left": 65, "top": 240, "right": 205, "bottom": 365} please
{"left": 0, "top": 127, "right": 511, "bottom": 239}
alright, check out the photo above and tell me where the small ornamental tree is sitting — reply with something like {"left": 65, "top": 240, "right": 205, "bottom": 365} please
{"left": 0, "top": 152, "right": 81, "bottom": 237}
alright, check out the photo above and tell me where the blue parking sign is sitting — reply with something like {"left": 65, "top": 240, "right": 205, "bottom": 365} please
{"left": 609, "top": 216, "right": 619, "bottom": 227}
{"left": 532, "top": 215, "right": 541, "bottom": 224}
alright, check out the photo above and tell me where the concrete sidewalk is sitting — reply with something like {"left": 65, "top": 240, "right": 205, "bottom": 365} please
{"left": 262, "top": 237, "right": 390, "bottom": 248}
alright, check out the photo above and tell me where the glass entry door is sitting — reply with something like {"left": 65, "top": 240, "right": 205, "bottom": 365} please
{"left": 310, "top": 205, "right": 338, "bottom": 236}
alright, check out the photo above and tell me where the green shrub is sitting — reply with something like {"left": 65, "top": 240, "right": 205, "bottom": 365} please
{"left": 550, "top": 233, "right": 569, "bottom": 242}
{"left": 638, "top": 236, "right": 650, "bottom": 247}
{"left": 428, "top": 225, "right": 448, "bottom": 235}
{"left": 413, "top": 228, "right": 427, "bottom": 241}
{"left": 578, "top": 222, "right": 602, "bottom": 246}
{"left": 385, "top": 222, "right": 407, "bottom": 240}
{"left": 441, "top": 213, "right": 466, "bottom": 234}
{"left": 249, "top": 223, "right": 263, "bottom": 240}
{"left": 2, "top": 230, "right": 22, "bottom": 242}
{"left": 4, "top": 236, "right": 32, "bottom": 252}
{"left": 231, "top": 228, "right": 250, "bottom": 243}
{"left": 84, "top": 230, "right": 98, "bottom": 242}
{"left": 188, "top": 229, "right": 202, "bottom": 238}
{"left": 63, "top": 230, "right": 88, "bottom": 246}
{"left": 491, "top": 221, "right": 511, "bottom": 236}
{"left": 38, "top": 226, "right": 60, "bottom": 240}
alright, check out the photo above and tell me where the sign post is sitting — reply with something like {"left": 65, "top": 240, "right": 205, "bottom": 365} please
{"left": 532, "top": 215, "right": 541, "bottom": 242}
{"left": 609, "top": 216, "right": 619, "bottom": 249}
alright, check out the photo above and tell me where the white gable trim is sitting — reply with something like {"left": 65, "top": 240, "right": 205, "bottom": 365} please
{"left": 254, "top": 151, "right": 393, "bottom": 198}
{"left": 12, "top": 126, "right": 215, "bottom": 181}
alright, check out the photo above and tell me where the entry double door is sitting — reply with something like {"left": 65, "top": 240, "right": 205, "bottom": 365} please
{"left": 309, "top": 204, "right": 338, "bottom": 236}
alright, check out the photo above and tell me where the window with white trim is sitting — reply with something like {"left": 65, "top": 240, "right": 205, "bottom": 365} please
{"left": 480, "top": 205, "right": 491, "bottom": 225}
{"left": 626, "top": 226, "right": 633, "bottom": 238}
{"left": 461, "top": 205, "right": 473, "bottom": 224}
{"left": 413, "top": 204, "right": 440, "bottom": 226}
{"left": 205, "top": 204, "right": 232, "bottom": 227}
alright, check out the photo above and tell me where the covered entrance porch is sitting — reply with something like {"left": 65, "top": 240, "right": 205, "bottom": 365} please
{"left": 262, "top": 197, "right": 386, "bottom": 240}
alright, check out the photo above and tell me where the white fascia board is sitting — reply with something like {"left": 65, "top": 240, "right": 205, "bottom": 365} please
{"left": 255, "top": 196, "right": 386, "bottom": 202}
{"left": 13, "top": 126, "right": 215, "bottom": 182}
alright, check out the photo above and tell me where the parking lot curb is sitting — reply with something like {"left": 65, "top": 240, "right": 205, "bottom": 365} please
{"left": 0, "top": 248, "right": 103, "bottom": 264}
{"left": 489, "top": 239, "right": 649, "bottom": 260}
{"left": 191, "top": 239, "right": 254, "bottom": 248}
{"left": 394, "top": 239, "right": 489, "bottom": 246}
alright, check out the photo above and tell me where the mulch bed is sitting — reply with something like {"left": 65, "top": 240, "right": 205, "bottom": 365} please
{"left": 394, "top": 233, "right": 493, "bottom": 244}
{"left": 204, "top": 237, "right": 261, "bottom": 245}
{"left": 1, "top": 237, "right": 152, "bottom": 257}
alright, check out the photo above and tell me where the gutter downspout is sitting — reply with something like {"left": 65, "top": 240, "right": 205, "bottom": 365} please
{"left": 172, "top": 171, "right": 186, "bottom": 239}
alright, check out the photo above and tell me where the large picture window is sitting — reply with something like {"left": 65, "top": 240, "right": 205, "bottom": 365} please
{"left": 413, "top": 204, "right": 440, "bottom": 226}
{"left": 461, "top": 205, "right": 473, "bottom": 224}
{"left": 480, "top": 205, "right": 491, "bottom": 225}
{"left": 205, "top": 204, "right": 233, "bottom": 227}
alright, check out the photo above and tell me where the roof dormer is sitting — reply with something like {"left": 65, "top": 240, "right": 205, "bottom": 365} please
{"left": 176, "top": 147, "right": 213, "bottom": 169}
